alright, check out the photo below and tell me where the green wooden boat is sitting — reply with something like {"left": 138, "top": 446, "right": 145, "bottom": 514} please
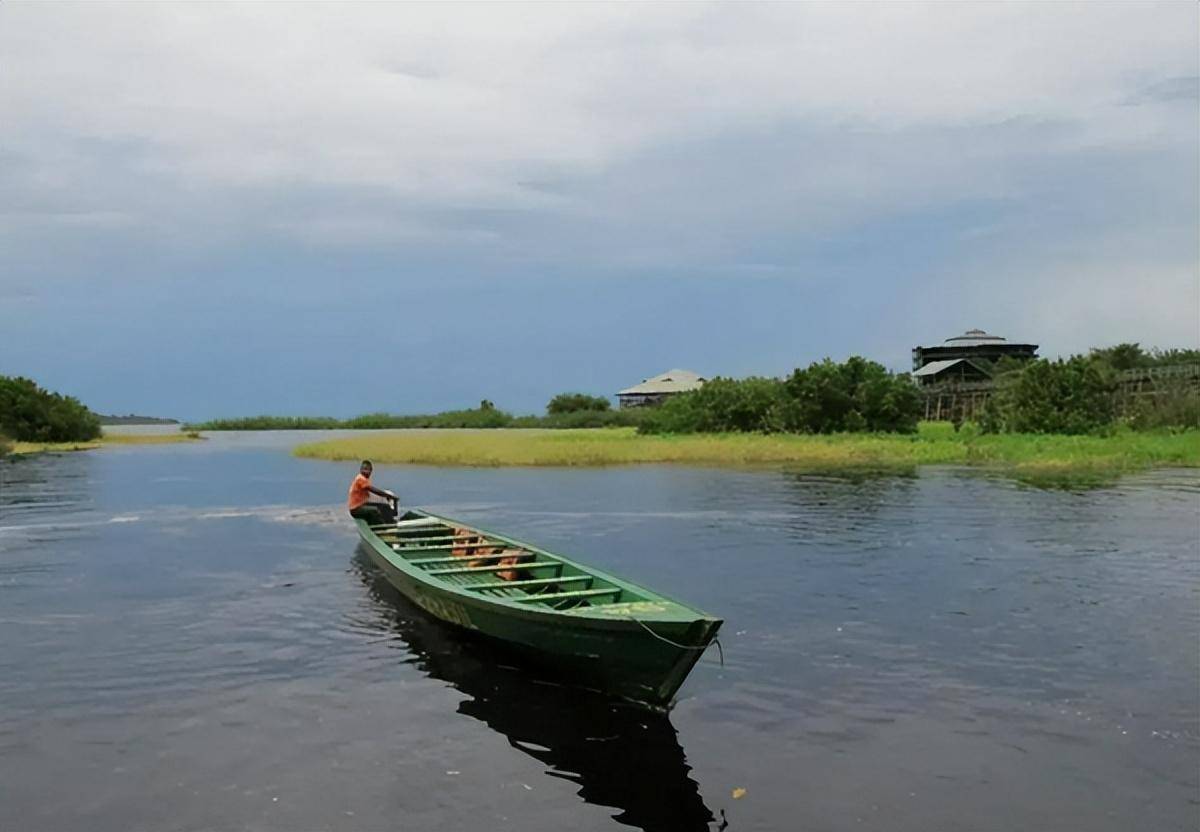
{"left": 354, "top": 508, "right": 722, "bottom": 707}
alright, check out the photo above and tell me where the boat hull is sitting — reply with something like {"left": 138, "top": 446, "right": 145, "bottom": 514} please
{"left": 357, "top": 519, "right": 721, "bottom": 706}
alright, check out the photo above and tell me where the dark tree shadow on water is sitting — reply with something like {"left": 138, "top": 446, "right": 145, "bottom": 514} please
{"left": 351, "top": 548, "right": 723, "bottom": 832}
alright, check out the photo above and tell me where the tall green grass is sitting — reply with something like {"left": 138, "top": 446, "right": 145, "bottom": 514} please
{"left": 293, "top": 422, "right": 1200, "bottom": 484}
{"left": 8, "top": 432, "right": 202, "bottom": 455}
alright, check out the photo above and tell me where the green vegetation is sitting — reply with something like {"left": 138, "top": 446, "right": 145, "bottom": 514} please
{"left": 186, "top": 345, "right": 1200, "bottom": 487}
{"left": 7, "top": 431, "right": 203, "bottom": 455}
{"left": 0, "top": 376, "right": 101, "bottom": 443}
{"left": 1125, "top": 380, "right": 1200, "bottom": 430}
{"left": 1088, "top": 343, "right": 1200, "bottom": 371}
{"left": 546, "top": 393, "right": 611, "bottom": 414}
{"left": 981, "top": 356, "right": 1116, "bottom": 434}
{"left": 981, "top": 350, "right": 1199, "bottom": 434}
{"left": 292, "top": 422, "right": 1199, "bottom": 483}
{"left": 345, "top": 403, "right": 513, "bottom": 429}
{"left": 781, "top": 357, "right": 921, "bottom": 433}
{"left": 7, "top": 439, "right": 102, "bottom": 454}
{"left": 188, "top": 406, "right": 516, "bottom": 430}
{"left": 102, "top": 431, "right": 202, "bottom": 445}
{"left": 188, "top": 397, "right": 642, "bottom": 431}
{"left": 185, "top": 415, "right": 343, "bottom": 430}
{"left": 513, "top": 409, "right": 645, "bottom": 429}
{"left": 638, "top": 358, "right": 920, "bottom": 435}
{"left": 97, "top": 414, "right": 180, "bottom": 426}
{"left": 0, "top": 374, "right": 193, "bottom": 455}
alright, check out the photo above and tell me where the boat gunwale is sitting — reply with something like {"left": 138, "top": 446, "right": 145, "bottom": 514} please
{"left": 356, "top": 510, "right": 721, "bottom": 629}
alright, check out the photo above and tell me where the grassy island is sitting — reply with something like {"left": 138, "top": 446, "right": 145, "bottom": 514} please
{"left": 6, "top": 431, "right": 203, "bottom": 456}
{"left": 292, "top": 424, "right": 1199, "bottom": 483}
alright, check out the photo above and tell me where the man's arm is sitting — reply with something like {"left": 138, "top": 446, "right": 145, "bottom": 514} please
{"left": 368, "top": 484, "right": 397, "bottom": 501}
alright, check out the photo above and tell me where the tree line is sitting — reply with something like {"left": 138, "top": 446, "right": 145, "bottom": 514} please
{"left": 636, "top": 345, "right": 1198, "bottom": 437}
{"left": 637, "top": 357, "right": 921, "bottom": 434}
{"left": 980, "top": 345, "right": 1199, "bottom": 434}
{"left": 0, "top": 375, "right": 102, "bottom": 447}
{"left": 4, "top": 342, "right": 1195, "bottom": 453}
{"left": 187, "top": 395, "right": 646, "bottom": 431}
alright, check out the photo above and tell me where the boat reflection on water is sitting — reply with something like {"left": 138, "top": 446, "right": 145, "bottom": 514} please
{"left": 352, "top": 549, "right": 721, "bottom": 832}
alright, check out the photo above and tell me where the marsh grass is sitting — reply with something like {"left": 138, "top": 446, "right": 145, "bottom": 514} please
{"left": 9, "top": 431, "right": 203, "bottom": 455}
{"left": 101, "top": 431, "right": 203, "bottom": 445}
{"left": 186, "top": 409, "right": 643, "bottom": 431}
{"left": 293, "top": 422, "right": 1199, "bottom": 483}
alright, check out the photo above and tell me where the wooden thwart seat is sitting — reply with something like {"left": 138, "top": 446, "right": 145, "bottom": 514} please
{"left": 370, "top": 518, "right": 442, "bottom": 530}
{"left": 408, "top": 551, "right": 535, "bottom": 567}
{"left": 465, "top": 575, "right": 591, "bottom": 592}
{"left": 378, "top": 533, "right": 481, "bottom": 544}
{"left": 512, "top": 587, "right": 620, "bottom": 604}
{"left": 439, "top": 572, "right": 527, "bottom": 596}
{"left": 427, "top": 562, "right": 559, "bottom": 577}
{"left": 390, "top": 541, "right": 507, "bottom": 553}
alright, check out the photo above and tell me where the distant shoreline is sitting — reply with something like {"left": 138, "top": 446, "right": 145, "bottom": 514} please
{"left": 6, "top": 432, "right": 202, "bottom": 455}
{"left": 96, "top": 414, "right": 180, "bottom": 426}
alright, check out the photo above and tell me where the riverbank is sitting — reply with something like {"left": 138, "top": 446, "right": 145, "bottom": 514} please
{"left": 6, "top": 431, "right": 203, "bottom": 455}
{"left": 292, "top": 423, "right": 1200, "bottom": 482}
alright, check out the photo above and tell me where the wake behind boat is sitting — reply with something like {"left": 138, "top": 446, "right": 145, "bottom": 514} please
{"left": 354, "top": 509, "right": 723, "bottom": 707}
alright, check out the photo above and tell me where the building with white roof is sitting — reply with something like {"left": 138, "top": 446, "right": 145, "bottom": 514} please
{"left": 616, "top": 369, "right": 706, "bottom": 408}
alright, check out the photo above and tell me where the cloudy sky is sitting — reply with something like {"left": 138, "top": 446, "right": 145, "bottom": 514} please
{"left": 1, "top": 3, "right": 1196, "bottom": 418}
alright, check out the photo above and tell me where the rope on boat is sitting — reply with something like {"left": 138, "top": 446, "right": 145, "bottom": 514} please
{"left": 627, "top": 617, "right": 724, "bottom": 667}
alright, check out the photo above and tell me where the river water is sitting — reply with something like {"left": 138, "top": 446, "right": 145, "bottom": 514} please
{"left": 0, "top": 432, "right": 1196, "bottom": 831}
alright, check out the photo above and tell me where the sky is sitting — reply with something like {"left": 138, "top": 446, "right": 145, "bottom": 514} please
{"left": 1, "top": 2, "right": 1197, "bottom": 419}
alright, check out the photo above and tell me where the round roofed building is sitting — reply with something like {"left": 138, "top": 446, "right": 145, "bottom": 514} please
{"left": 911, "top": 329, "right": 1039, "bottom": 385}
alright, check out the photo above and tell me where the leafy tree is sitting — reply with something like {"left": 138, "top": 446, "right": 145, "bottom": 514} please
{"left": 980, "top": 357, "right": 1116, "bottom": 434}
{"left": 779, "top": 357, "right": 921, "bottom": 433}
{"left": 1124, "top": 382, "right": 1200, "bottom": 430}
{"left": 639, "top": 377, "right": 785, "bottom": 434}
{"left": 991, "top": 355, "right": 1029, "bottom": 377}
{"left": 1089, "top": 344, "right": 1200, "bottom": 371}
{"left": 1089, "top": 343, "right": 1147, "bottom": 371}
{"left": 0, "top": 376, "right": 102, "bottom": 442}
{"left": 1147, "top": 347, "right": 1200, "bottom": 366}
{"left": 639, "top": 361, "right": 920, "bottom": 435}
{"left": 546, "top": 393, "right": 611, "bottom": 415}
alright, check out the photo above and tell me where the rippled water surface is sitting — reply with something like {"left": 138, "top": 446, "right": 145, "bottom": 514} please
{"left": 1, "top": 433, "right": 1197, "bottom": 831}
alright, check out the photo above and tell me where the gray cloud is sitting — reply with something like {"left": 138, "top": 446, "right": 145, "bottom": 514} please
{"left": 0, "top": 2, "right": 1196, "bottom": 365}
{"left": 1126, "top": 76, "right": 1200, "bottom": 105}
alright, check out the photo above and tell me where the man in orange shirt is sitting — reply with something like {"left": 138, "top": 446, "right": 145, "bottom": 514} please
{"left": 347, "top": 460, "right": 398, "bottom": 526}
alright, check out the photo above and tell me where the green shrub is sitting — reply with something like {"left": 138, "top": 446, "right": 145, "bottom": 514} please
{"left": 1089, "top": 343, "right": 1200, "bottom": 370}
{"left": 638, "top": 361, "right": 920, "bottom": 436}
{"left": 779, "top": 357, "right": 921, "bottom": 434}
{"left": 639, "top": 377, "right": 786, "bottom": 434}
{"left": 957, "top": 420, "right": 982, "bottom": 439}
{"left": 1088, "top": 343, "right": 1148, "bottom": 371}
{"left": 981, "top": 357, "right": 1117, "bottom": 434}
{"left": 0, "top": 376, "right": 101, "bottom": 442}
{"left": 1123, "top": 382, "right": 1200, "bottom": 430}
{"left": 546, "top": 393, "right": 611, "bottom": 414}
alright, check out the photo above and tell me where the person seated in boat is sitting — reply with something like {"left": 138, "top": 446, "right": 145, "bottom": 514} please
{"left": 347, "top": 460, "right": 398, "bottom": 526}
